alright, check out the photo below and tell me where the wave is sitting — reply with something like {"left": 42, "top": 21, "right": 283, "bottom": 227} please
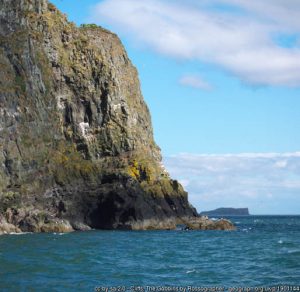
{"left": 186, "top": 269, "right": 196, "bottom": 274}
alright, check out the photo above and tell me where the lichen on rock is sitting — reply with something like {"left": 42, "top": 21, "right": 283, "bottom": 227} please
{"left": 0, "top": 0, "right": 234, "bottom": 233}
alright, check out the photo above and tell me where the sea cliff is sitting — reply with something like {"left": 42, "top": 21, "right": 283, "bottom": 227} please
{"left": 0, "top": 0, "right": 234, "bottom": 233}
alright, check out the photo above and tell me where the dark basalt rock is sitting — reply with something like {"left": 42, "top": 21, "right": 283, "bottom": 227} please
{"left": 0, "top": 0, "right": 234, "bottom": 233}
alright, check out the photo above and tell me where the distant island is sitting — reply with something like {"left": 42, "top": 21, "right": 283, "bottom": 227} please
{"left": 200, "top": 208, "right": 250, "bottom": 216}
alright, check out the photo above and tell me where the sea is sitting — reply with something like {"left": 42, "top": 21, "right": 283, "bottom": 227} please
{"left": 0, "top": 215, "right": 299, "bottom": 291}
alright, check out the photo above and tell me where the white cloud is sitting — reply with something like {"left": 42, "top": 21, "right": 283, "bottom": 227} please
{"left": 163, "top": 152, "right": 300, "bottom": 214}
{"left": 219, "top": 0, "right": 300, "bottom": 31}
{"left": 90, "top": 0, "right": 300, "bottom": 87}
{"left": 179, "top": 75, "right": 212, "bottom": 90}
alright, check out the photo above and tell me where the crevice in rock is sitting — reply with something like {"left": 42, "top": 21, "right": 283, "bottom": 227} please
{"left": 100, "top": 87, "right": 109, "bottom": 126}
{"left": 64, "top": 103, "right": 73, "bottom": 125}
{"left": 83, "top": 101, "right": 92, "bottom": 126}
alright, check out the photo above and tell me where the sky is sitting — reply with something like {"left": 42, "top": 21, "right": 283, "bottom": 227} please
{"left": 51, "top": 0, "right": 300, "bottom": 214}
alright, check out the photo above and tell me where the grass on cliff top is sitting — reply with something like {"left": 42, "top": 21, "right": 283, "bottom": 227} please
{"left": 79, "top": 23, "right": 115, "bottom": 35}
{"left": 80, "top": 24, "right": 99, "bottom": 29}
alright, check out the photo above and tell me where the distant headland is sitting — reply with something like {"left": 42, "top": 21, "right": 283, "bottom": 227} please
{"left": 200, "top": 208, "right": 250, "bottom": 216}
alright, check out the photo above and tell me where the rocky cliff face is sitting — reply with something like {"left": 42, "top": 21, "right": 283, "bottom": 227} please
{"left": 0, "top": 0, "right": 199, "bottom": 232}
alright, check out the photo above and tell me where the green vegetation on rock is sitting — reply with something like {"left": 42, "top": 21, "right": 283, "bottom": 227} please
{"left": 80, "top": 24, "right": 99, "bottom": 29}
{"left": 0, "top": 192, "right": 21, "bottom": 213}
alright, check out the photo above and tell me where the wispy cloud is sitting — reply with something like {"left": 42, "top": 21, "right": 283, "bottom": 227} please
{"left": 90, "top": 0, "right": 300, "bottom": 87}
{"left": 164, "top": 152, "right": 300, "bottom": 214}
{"left": 179, "top": 75, "right": 212, "bottom": 90}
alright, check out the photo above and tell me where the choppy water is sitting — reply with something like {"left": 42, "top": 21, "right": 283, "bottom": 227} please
{"left": 0, "top": 216, "right": 299, "bottom": 291}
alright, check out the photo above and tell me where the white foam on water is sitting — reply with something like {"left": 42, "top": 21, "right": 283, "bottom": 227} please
{"left": 287, "top": 249, "right": 300, "bottom": 254}
{"left": 7, "top": 232, "right": 32, "bottom": 235}
{"left": 278, "top": 239, "right": 283, "bottom": 244}
{"left": 186, "top": 269, "right": 196, "bottom": 274}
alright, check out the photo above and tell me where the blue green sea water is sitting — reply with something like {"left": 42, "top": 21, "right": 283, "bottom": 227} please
{"left": 0, "top": 216, "right": 299, "bottom": 291}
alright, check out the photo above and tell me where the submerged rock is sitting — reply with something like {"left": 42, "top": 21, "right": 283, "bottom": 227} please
{"left": 0, "top": 0, "right": 234, "bottom": 233}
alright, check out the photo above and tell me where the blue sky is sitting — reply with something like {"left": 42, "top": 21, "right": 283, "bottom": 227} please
{"left": 51, "top": 0, "right": 300, "bottom": 214}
